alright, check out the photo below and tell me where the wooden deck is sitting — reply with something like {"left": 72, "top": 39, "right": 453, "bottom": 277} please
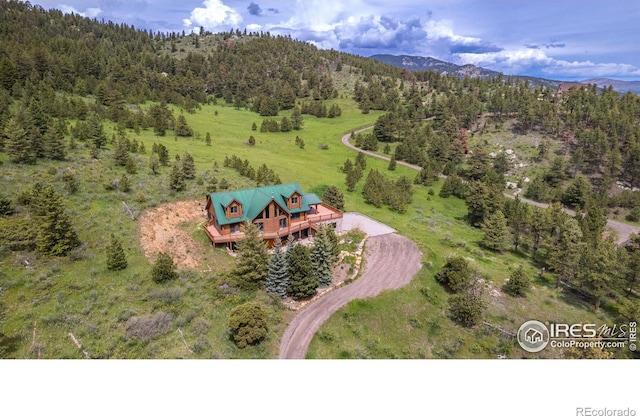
{"left": 204, "top": 203, "right": 343, "bottom": 245}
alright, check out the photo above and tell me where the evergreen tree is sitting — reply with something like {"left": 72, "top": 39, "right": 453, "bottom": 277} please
{"left": 113, "top": 134, "right": 130, "bottom": 166}
{"left": 465, "top": 180, "right": 502, "bottom": 226}
{"left": 548, "top": 217, "right": 584, "bottom": 288}
{"left": 291, "top": 106, "right": 303, "bottom": 130}
{"left": 345, "top": 165, "right": 362, "bottom": 192}
{"left": 504, "top": 196, "right": 530, "bottom": 252}
{"left": 119, "top": 174, "right": 131, "bottom": 192}
{"left": 481, "top": 210, "right": 509, "bottom": 252}
{"left": 205, "top": 132, "right": 212, "bottom": 146}
{"left": 287, "top": 244, "right": 318, "bottom": 299}
{"left": 577, "top": 237, "right": 617, "bottom": 310}
{"left": 280, "top": 116, "right": 291, "bottom": 132}
{"left": 169, "top": 163, "right": 186, "bottom": 192}
{"left": 448, "top": 285, "right": 484, "bottom": 328}
{"left": 311, "top": 225, "right": 335, "bottom": 287}
{"left": 43, "top": 119, "right": 66, "bottom": 160}
{"left": 355, "top": 152, "right": 367, "bottom": 170}
{"left": 4, "top": 116, "right": 35, "bottom": 164}
{"left": 151, "top": 252, "right": 178, "bottom": 283}
{"left": 181, "top": 152, "right": 196, "bottom": 180}
{"left": 106, "top": 233, "right": 127, "bottom": 271}
{"left": 149, "top": 153, "right": 160, "bottom": 175}
{"left": 504, "top": 265, "right": 530, "bottom": 297}
{"left": 125, "top": 156, "right": 137, "bottom": 174}
{"left": 156, "top": 143, "right": 169, "bottom": 166}
{"left": 362, "top": 169, "right": 386, "bottom": 207}
{"left": 35, "top": 186, "right": 79, "bottom": 256}
{"left": 86, "top": 112, "right": 107, "bottom": 148}
{"left": 322, "top": 185, "right": 345, "bottom": 211}
{"left": 61, "top": 169, "right": 79, "bottom": 194}
{"left": 233, "top": 220, "right": 269, "bottom": 290}
{"left": 387, "top": 155, "right": 397, "bottom": 170}
{"left": 266, "top": 237, "right": 289, "bottom": 298}
{"left": 174, "top": 114, "right": 193, "bottom": 136}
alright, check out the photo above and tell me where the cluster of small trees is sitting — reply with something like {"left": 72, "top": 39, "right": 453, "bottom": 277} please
{"left": 343, "top": 152, "right": 367, "bottom": 192}
{"left": 362, "top": 169, "right": 414, "bottom": 213}
{"left": 232, "top": 221, "right": 339, "bottom": 301}
{"left": 0, "top": 184, "right": 79, "bottom": 257}
{"left": 353, "top": 132, "right": 378, "bottom": 151}
{"left": 223, "top": 154, "right": 281, "bottom": 186}
{"left": 300, "top": 101, "right": 341, "bottom": 118}
{"left": 169, "top": 152, "right": 197, "bottom": 192}
{"left": 436, "top": 256, "right": 485, "bottom": 328}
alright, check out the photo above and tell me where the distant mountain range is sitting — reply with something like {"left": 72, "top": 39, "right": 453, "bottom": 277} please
{"left": 369, "top": 54, "right": 639, "bottom": 94}
{"left": 581, "top": 78, "right": 640, "bottom": 94}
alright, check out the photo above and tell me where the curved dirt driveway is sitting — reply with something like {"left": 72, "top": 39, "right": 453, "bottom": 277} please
{"left": 342, "top": 129, "right": 640, "bottom": 244}
{"left": 279, "top": 233, "right": 422, "bottom": 359}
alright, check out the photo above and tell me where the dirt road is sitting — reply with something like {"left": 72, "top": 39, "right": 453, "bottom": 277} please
{"left": 279, "top": 233, "right": 422, "bottom": 359}
{"left": 342, "top": 129, "right": 640, "bottom": 244}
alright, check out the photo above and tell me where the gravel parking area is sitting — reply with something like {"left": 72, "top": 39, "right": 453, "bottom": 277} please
{"left": 325, "top": 212, "right": 396, "bottom": 237}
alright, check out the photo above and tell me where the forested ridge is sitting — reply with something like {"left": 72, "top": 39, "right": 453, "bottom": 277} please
{"left": 1, "top": 0, "right": 639, "bottom": 359}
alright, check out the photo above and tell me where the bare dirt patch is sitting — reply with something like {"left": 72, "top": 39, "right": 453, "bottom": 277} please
{"left": 138, "top": 200, "right": 207, "bottom": 269}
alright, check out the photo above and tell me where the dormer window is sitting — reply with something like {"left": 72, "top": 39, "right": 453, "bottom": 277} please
{"left": 230, "top": 206, "right": 238, "bottom": 214}
{"left": 291, "top": 196, "right": 298, "bottom": 204}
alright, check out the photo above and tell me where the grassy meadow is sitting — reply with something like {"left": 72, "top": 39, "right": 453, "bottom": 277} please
{"left": 0, "top": 96, "right": 620, "bottom": 359}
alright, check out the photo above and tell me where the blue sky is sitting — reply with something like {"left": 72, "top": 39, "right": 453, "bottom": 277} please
{"left": 30, "top": 0, "right": 640, "bottom": 81}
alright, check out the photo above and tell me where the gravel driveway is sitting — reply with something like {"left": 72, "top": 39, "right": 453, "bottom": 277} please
{"left": 279, "top": 233, "right": 422, "bottom": 359}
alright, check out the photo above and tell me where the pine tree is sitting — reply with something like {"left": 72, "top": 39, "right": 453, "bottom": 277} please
{"left": 266, "top": 237, "right": 289, "bottom": 298}
{"left": 362, "top": 169, "right": 387, "bottom": 207}
{"left": 181, "top": 151, "right": 196, "bottom": 180}
{"left": 151, "top": 252, "right": 178, "bottom": 283}
{"left": 125, "top": 156, "right": 137, "bottom": 174}
{"left": 233, "top": 220, "right": 269, "bottom": 290}
{"left": 106, "top": 233, "right": 127, "bottom": 271}
{"left": 548, "top": 217, "right": 584, "bottom": 288}
{"left": 174, "top": 114, "right": 193, "bottom": 136}
{"left": 355, "top": 152, "right": 367, "bottom": 170}
{"left": 387, "top": 155, "right": 396, "bottom": 170}
{"left": 481, "top": 210, "right": 509, "bottom": 252}
{"left": 205, "top": 132, "right": 212, "bottom": 145}
{"left": 311, "top": 225, "right": 335, "bottom": 287}
{"left": 504, "top": 265, "right": 530, "bottom": 297}
{"left": 577, "top": 237, "right": 617, "bottom": 310}
{"left": 287, "top": 244, "right": 318, "bottom": 299}
{"left": 436, "top": 256, "right": 472, "bottom": 292}
{"left": 35, "top": 186, "right": 79, "bottom": 256}
{"left": 4, "top": 116, "right": 35, "bottom": 164}
{"left": 43, "top": 119, "right": 66, "bottom": 160}
{"left": 322, "top": 185, "right": 345, "bottom": 211}
{"left": 113, "top": 134, "right": 130, "bottom": 166}
{"left": 169, "top": 163, "right": 186, "bottom": 191}
{"left": 291, "top": 106, "right": 303, "bottom": 130}
{"left": 149, "top": 153, "right": 159, "bottom": 175}
{"left": 119, "top": 174, "right": 131, "bottom": 192}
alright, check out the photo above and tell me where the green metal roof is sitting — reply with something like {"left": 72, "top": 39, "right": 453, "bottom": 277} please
{"left": 209, "top": 183, "right": 322, "bottom": 226}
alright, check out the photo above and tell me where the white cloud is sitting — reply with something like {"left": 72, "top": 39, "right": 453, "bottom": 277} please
{"left": 183, "top": 0, "right": 242, "bottom": 30}
{"left": 57, "top": 4, "right": 102, "bottom": 18}
{"left": 457, "top": 47, "right": 640, "bottom": 79}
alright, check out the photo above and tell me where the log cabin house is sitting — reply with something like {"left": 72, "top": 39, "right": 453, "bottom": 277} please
{"left": 204, "top": 183, "right": 343, "bottom": 248}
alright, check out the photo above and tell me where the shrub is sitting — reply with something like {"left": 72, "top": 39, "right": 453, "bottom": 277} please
{"left": 436, "top": 256, "right": 472, "bottom": 292}
{"left": 125, "top": 311, "right": 173, "bottom": 342}
{"left": 228, "top": 302, "right": 268, "bottom": 348}
{"left": 626, "top": 207, "right": 640, "bottom": 222}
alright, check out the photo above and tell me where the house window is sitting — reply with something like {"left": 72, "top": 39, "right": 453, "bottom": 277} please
{"left": 291, "top": 212, "right": 300, "bottom": 220}
{"left": 230, "top": 224, "right": 240, "bottom": 233}
{"left": 291, "top": 196, "right": 298, "bottom": 205}
{"left": 279, "top": 218, "right": 287, "bottom": 229}
{"left": 255, "top": 222, "right": 264, "bottom": 231}
{"left": 230, "top": 205, "right": 238, "bottom": 214}
{"left": 264, "top": 207, "right": 270, "bottom": 219}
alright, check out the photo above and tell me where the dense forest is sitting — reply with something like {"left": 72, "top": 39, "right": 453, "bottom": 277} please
{"left": 1, "top": 0, "right": 639, "bottom": 358}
